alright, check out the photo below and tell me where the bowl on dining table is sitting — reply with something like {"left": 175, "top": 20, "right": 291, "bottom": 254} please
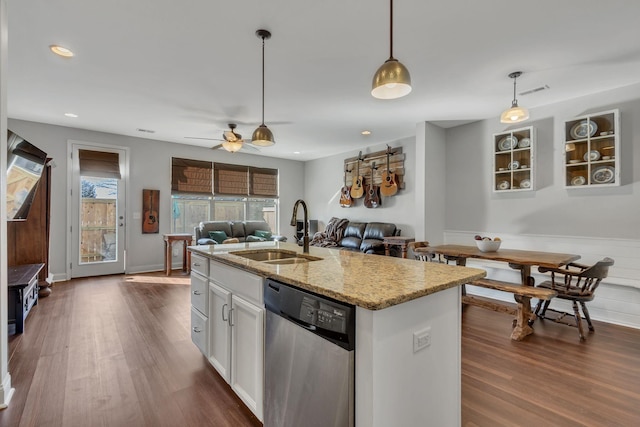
{"left": 475, "top": 239, "right": 501, "bottom": 252}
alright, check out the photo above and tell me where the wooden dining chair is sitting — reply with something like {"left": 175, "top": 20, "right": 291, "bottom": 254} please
{"left": 535, "top": 257, "right": 614, "bottom": 340}
{"left": 407, "top": 241, "right": 430, "bottom": 261}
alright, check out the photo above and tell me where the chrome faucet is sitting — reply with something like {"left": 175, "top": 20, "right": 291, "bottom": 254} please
{"left": 290, "top": 199, "right": 309, "bottom": 253}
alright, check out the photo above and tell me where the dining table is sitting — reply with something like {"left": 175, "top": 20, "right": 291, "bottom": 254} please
{"left": 414, "top": 244, "right": 581, "bottom": 340}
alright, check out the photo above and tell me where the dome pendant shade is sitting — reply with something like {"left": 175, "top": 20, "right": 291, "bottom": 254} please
{"left": 371, "top": 58, "right": 412, "bottom": 99}
{"left": 500, "top": 71, "right": 529, "bottom": 124}
{"left": 252, "top": 29, "right": 276, "bottom": 147}
{"left": 251, "top": 124, "right": 275, "bottom": 147}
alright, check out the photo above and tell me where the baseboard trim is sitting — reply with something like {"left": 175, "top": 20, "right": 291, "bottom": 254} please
{"left": 0, "top": 372, "right": 14, "bottom": 409}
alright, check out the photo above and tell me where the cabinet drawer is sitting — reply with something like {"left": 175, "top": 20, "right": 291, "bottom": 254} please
{"left": 191, "top": 306, "right": 208, "bottom": 355}
{"left": 191, "top": 271, "right": 208, "bottom": 314}
{"left": 191, "top": 253, "right": 209, "bottom": 276}
{"left": 210, "top": 260, "right": 263, "bottom": 306}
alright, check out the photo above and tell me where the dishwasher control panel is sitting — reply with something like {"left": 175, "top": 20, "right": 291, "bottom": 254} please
{"left": 299, "top": 296, "right": 347, "bottom": 334}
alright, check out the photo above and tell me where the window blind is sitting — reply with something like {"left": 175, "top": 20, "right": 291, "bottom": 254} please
{"left": 171, "top": 158, "right": 212, "bottom": 194}
{"left": 79, "top": 149, "right": 121, "bottom": 179}
{"left": 249, "top": 167, "right": 278, "bottom": 198}
{"left": 214, "top": 163, "right": 249, "bottom": 196}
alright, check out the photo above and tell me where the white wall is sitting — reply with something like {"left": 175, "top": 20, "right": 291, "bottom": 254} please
{"left": 7, "top": 119, "right": 305, "bottom": 279}
{"left": 304, "top": 138, "right": 417, "bottom": 236}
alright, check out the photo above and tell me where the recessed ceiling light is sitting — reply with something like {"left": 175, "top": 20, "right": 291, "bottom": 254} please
{"left": 50, "top": 45, "right": 74, "bottom": 58}
{"left": 293, "top": 151, "right": 301, "bottom": 154}
{"left": 136, "top": 128, "right": 155, "bottom": 134}
{"left": 64, "top": 112, "right": 78, "bottom": 118}
{"left": 361, "top": 130, "right": 371, "bottom": 135}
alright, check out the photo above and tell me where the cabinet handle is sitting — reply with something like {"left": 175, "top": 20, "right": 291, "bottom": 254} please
{"left": 228, "top": 307, "right": 234, "bottom": 327}
{"left": 193, "top": 262, "right": 201, "bottom": 267}
{"left": 192, "top": 327, "right": 202, "bottom": 333}
{"left": 222, "top": 303, "right": 228, "bottom": 322}
{"left": 193, "top": 290, "right": 202, "bottom": 295}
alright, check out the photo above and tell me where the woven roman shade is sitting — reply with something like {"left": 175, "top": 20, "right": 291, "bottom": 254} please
{"left": 79, "top": 149, "right": 121, "bottom": 179}
{"left": 249, "top": 167, "right": 278, "bottom": 198}
{"left": 214, "top": 163, "right": 249, "bottom": 196}
{"left": 171, "top": 158, "right": 212, "bottom": 194}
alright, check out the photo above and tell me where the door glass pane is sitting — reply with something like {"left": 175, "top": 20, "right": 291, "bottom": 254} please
{"left": 80, "top": 176, "right": 118, "bottom": 264}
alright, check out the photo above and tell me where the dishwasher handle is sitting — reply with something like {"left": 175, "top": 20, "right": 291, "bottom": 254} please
{"left": 282, "top": 313, "right": 317, "bottom": 332}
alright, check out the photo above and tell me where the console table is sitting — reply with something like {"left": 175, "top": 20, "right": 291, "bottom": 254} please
{"left": 8, "top": 263, "right": 44, "bottom": 335}
{"left": 383, "top": 236, "right": 415, "bottom": 259}
{"left": 163, "top": 233, "right": 193, "bottom": 276}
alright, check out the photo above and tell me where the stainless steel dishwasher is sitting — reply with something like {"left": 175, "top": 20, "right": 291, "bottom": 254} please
{"left": 264, "top": 279, "right": 356, "bottom": 427}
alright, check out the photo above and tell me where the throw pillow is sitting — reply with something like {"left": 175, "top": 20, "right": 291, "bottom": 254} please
{"left": 254, "top": 230, "right": 272, "bottom": 240}
{"left": 245, "top": 235, "right": 265, "bottom": 242}
{"left": 208, "top": 230, "right": 228, "bottom": 244}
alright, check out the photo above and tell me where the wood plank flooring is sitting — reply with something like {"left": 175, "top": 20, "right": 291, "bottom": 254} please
{"left": 2, "top": 273, "right": 639, "bottom": 426}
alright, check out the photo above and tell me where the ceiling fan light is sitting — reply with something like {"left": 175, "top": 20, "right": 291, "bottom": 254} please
{"left": 500, "top": 104, "right": 530, "bottom": 123}
{"left": 222, "top": 140, "right": 243, "bottom": 153}
{"left": 251, "top": 124, "right": 275, "bottom": 147}
{"left": 371, "top": 58, "right": 412, "bottom": 99}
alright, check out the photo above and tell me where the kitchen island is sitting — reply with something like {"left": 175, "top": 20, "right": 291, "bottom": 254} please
{"left": 189, "top": 241, "right": 485, "bottom": 426}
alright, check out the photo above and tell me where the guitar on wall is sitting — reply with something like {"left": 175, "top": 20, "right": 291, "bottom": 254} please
{"left": 364, "top": 162, "right": 381, "bottom": 209}
{"left": 350, "top": 152, "right": 364, "bottom": 199}
{"left": 339, "top": 168, "right": 352, "bottom": 207}
{"left": 143, "top": 190, "right": 158, "bottom": 233}
{"left": 380, "top": 145, "right": 398, "bottom": 197}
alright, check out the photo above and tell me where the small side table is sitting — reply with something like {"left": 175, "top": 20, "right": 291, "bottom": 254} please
{"left": 8, "top": 263, "right": 44, "bottom": 335}
{"left": 383, "top": 236, "right": 416, "bottom": 259}
{"left": 163, "top": 233, "right": 193, "bottom": 276}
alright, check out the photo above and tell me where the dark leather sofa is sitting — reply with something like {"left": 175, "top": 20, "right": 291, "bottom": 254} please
{"left": 339, "top": 221, "right": 398, "bottom": 254}
{"left": 194, "top": 220, "right": 287, "bottom": 245}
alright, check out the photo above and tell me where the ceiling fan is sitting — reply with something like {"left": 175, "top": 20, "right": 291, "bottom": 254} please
{"left": 184, "top": 123, "right": 259, "bottom": 153}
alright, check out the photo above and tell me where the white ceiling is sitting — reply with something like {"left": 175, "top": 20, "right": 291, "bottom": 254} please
{"left": 7, "top": 0, "right": 640, "bottom": 161}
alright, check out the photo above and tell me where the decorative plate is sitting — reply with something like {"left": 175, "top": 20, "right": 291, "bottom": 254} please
{"left": 498, "top": 136, "right": 518, "bottom": 151}
{"left": 508, "top": 160, "right": 520, "bottom": 170}
{"left": 497, "top": 180, "right": 510, "bottom": 190}
{"left": 520, "top": 179, "right": 531, "bottom": 189}
{"left": 571, "top": 175, "right": 586, "bottom": 186}
{"left": 583, "top": 150, "right": 601, "bottom": 162}
{"left": 518, "top": 137, "right": 531, "bottom": 148}
{"left": 570, "top": 120, "right": 598, "bottom": 140}
{"left": 591, "top": 166, "right": 615, "bottom": 184}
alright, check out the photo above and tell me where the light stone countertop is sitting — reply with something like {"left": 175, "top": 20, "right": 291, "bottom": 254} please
{"left": 189, "top": 241, "right": 486, "bottom": 310}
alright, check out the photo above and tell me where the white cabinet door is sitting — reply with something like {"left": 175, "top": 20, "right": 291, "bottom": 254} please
{"left": 208, "top": 282, "right": 232, "bottom": 382}
{"left": 231, "top": 295, "right": 265, "bottom": 422}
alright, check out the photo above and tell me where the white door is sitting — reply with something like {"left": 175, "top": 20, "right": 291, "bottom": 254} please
{"left": 69, "top": 143, "right": 128, "bottom": 278}
{"left": 231, "top": 294, "right": 264, "bottom": 421}
{"left": 209, "top": 281, "right": 232, "bottom": 382}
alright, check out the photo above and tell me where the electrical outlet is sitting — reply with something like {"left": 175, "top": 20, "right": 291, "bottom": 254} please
{"left": 413, "top": 327, "right": 432, "bottom": 353}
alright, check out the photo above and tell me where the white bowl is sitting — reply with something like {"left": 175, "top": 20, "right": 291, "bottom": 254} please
{"left": 475, "top": 239, "right": 501, "bottom": 252}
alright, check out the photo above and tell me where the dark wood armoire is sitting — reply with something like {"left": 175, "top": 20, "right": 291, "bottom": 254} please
{"left": 7, "top": 161, "right": 52, "bottom": 296}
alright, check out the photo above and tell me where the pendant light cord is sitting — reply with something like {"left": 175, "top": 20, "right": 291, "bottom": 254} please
{"left": 389, "top": 0, "right": 394, "bottom": 59}
{"left": 261, "top": 35, "right": 266, "bottom": 126}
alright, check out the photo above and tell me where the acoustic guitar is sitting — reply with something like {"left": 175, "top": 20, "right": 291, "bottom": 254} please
{"left": 339, "top": 168, "right": 352, "bottom": 207}
{"left": 350, "top": 152, "right": 364, "bottom": 199}
{"left": 364, "top": 162, "right": 381, "bottom": 208}
{"left": 380, "top": 145, "right": 398, "bottom": 197}
{"left": 143, "top": 190, "right": 158, "bottom": 233}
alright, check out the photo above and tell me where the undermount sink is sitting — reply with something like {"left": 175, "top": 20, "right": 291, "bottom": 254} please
{"left": 230, "top": 249, "right": 322, "bottom": 264}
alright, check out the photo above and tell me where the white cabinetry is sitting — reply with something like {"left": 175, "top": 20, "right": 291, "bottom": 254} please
{"left": 493, "top": 126, "right": 535, "bottom": 192}
{"left": 564, "top": 109, "right": 619, "bottom": 188}
{"left": 207, "top": 260, "right": 264, "bottom": 421}
{"left": 190, "top": 253, "right": 209, "bottom": 355}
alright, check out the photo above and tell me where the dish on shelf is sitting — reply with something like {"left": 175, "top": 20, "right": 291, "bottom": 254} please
{"left": 520, "top": 179, "right": 531, "bottom": 189}
{"left": 568, "top": 159, "right": 581, "bottom": 164}
{"left": 570, "top": 120, "right": 598, "bottom": 139}
{"left": 602, "top": 156, "right": 611, "bottom": 160}
{"left": 518, "top": 138, "right": 531, "bottom": 148}
{"left": 591, "top": 166, "right": 615, "bottom": 184}
{"left": 508, "top": 160, "right": 520, "bottom": 170}
{"left": 497, "top": 180, "right": 511, "bottom": 190}
{"left": 498, "top": 135, "right": 518, "bottom": 151}
{"left": 583, "top": 150, "right": 601, "bottom": 161}
{"left": 571, "top": 176, "right": 586, "bottom": 186}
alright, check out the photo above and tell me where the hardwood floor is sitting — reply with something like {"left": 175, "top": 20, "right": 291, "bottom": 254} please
{"left": 2, "top": 273, "right": 639, "bottom": 426}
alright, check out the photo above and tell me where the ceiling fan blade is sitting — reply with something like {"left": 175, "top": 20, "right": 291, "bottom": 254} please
{"left": 211, "top": 143, "right": 224, "bottom": 150}
{"left": 184, "top": 136, "right": 224, "bottom": 141}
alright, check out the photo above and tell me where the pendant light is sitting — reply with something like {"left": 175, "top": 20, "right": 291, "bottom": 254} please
{"left": 252, "top": 29, "right": 275, "bottom": 147}
{"left": 500, "top": 71, "right": 530, "bottom": 124}
{"left": 371, "top": 0, "right": 412, "bottom": 99}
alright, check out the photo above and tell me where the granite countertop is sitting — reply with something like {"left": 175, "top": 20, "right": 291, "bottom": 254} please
{"left": 189, "top": 242, "right": 486, "bottom": 310}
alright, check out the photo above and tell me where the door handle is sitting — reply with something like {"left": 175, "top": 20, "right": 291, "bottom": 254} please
{"left": 192, "top": 327, "right": 202, "bottom": 333}
{"left": 222, "top": 303, "right": 228, "bottom": 322}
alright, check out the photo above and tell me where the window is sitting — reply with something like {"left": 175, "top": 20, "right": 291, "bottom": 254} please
{"left": 170, "top": 158, "right": 279, "bottom": 234}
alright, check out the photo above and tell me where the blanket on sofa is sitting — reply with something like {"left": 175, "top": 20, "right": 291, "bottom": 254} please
{"left": 310, "top": 217, "right": 349, "bottom": 248}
